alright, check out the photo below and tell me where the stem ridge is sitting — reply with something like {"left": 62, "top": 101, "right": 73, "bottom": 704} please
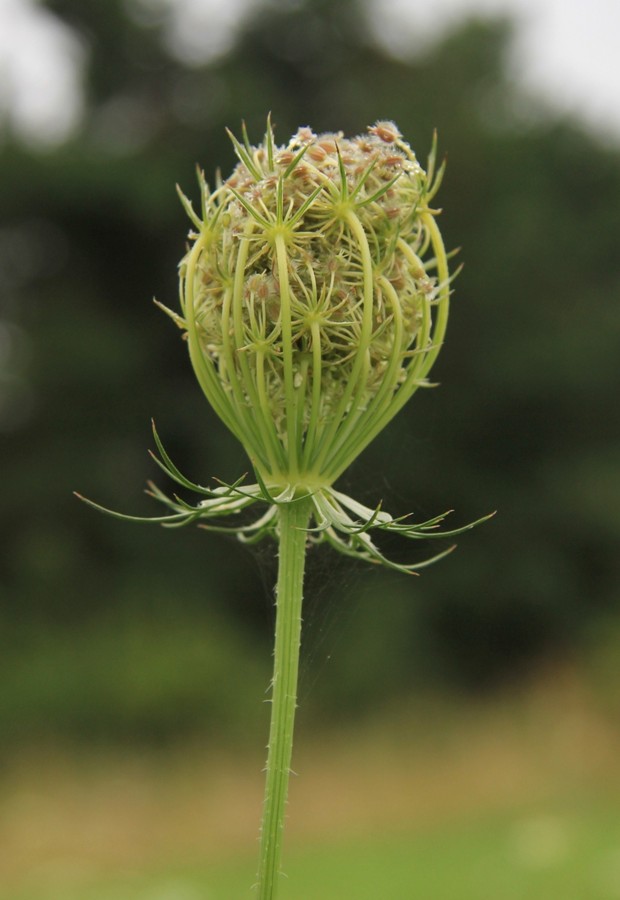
{"left": 257, "top": 496, "right": 312, "bottom": 899}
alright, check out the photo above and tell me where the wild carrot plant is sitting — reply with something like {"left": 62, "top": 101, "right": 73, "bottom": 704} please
{"left": 79, "top": 118, "right": 490, "bottom": 899}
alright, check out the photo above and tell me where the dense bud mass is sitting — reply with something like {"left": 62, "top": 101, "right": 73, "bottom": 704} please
{"left": 173, "top": 120, "right": 450, "bottom": 488}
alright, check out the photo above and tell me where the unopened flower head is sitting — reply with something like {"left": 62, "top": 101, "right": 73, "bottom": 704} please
{"left": 171, "top": 119, "right": 451, "bottom": 492}
{"left": 81, "top": 117, "right": 488, "bottom": 574}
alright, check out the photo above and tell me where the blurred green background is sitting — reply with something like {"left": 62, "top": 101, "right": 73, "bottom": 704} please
{"left": 1, "top": 1, "right": 619, "bottom": 897}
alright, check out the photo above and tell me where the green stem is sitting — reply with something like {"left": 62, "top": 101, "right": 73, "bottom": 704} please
{"left": 257, "top": 495, "right": 312, "bottom": 899}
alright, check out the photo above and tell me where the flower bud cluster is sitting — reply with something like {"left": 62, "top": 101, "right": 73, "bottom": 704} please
{"left": 175, "top": 120, "right": 450, "bottom": 489}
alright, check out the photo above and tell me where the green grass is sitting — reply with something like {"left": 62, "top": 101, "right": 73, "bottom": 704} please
{"left": 4, "top": 651, "right": 620, "bottom": 900}
{"left": 6, "top": 795, "right": 620, "bottom": 900}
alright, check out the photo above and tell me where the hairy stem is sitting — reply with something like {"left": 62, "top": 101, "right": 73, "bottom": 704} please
{"left": 257, "top": 495, "right": 312, "bottom": 899}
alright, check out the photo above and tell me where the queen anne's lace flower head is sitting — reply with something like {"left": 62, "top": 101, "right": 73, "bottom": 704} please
{"left": 170, "top": 118, "right": 451, "bottom": 493}
{"left": 80, "top": 119, "right": 491, "bottom": 573}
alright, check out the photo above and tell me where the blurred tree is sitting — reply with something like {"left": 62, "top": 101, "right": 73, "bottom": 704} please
{"left": 0, "top": 0, "right": 618, "bottom": 744}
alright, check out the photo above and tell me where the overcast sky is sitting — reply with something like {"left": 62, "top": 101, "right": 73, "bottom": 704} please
{"left": 0, "top": 0, "right": 619, "bottom": 147}
{"left": 369, "top": 0, "right": 620, "bottom": 141}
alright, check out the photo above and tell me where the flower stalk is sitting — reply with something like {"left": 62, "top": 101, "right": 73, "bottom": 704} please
{"left": 258, "top": 495, "right": 312, "bottom": 899}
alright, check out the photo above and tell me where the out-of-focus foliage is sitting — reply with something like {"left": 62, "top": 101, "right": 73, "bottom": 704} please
{"left": 0, "top": 0, "right": 619, "bottom": 747}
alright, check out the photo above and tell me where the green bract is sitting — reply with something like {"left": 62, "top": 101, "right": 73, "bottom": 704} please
{"left": 172, "top": 119, "right": 450, "bottom": 491}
